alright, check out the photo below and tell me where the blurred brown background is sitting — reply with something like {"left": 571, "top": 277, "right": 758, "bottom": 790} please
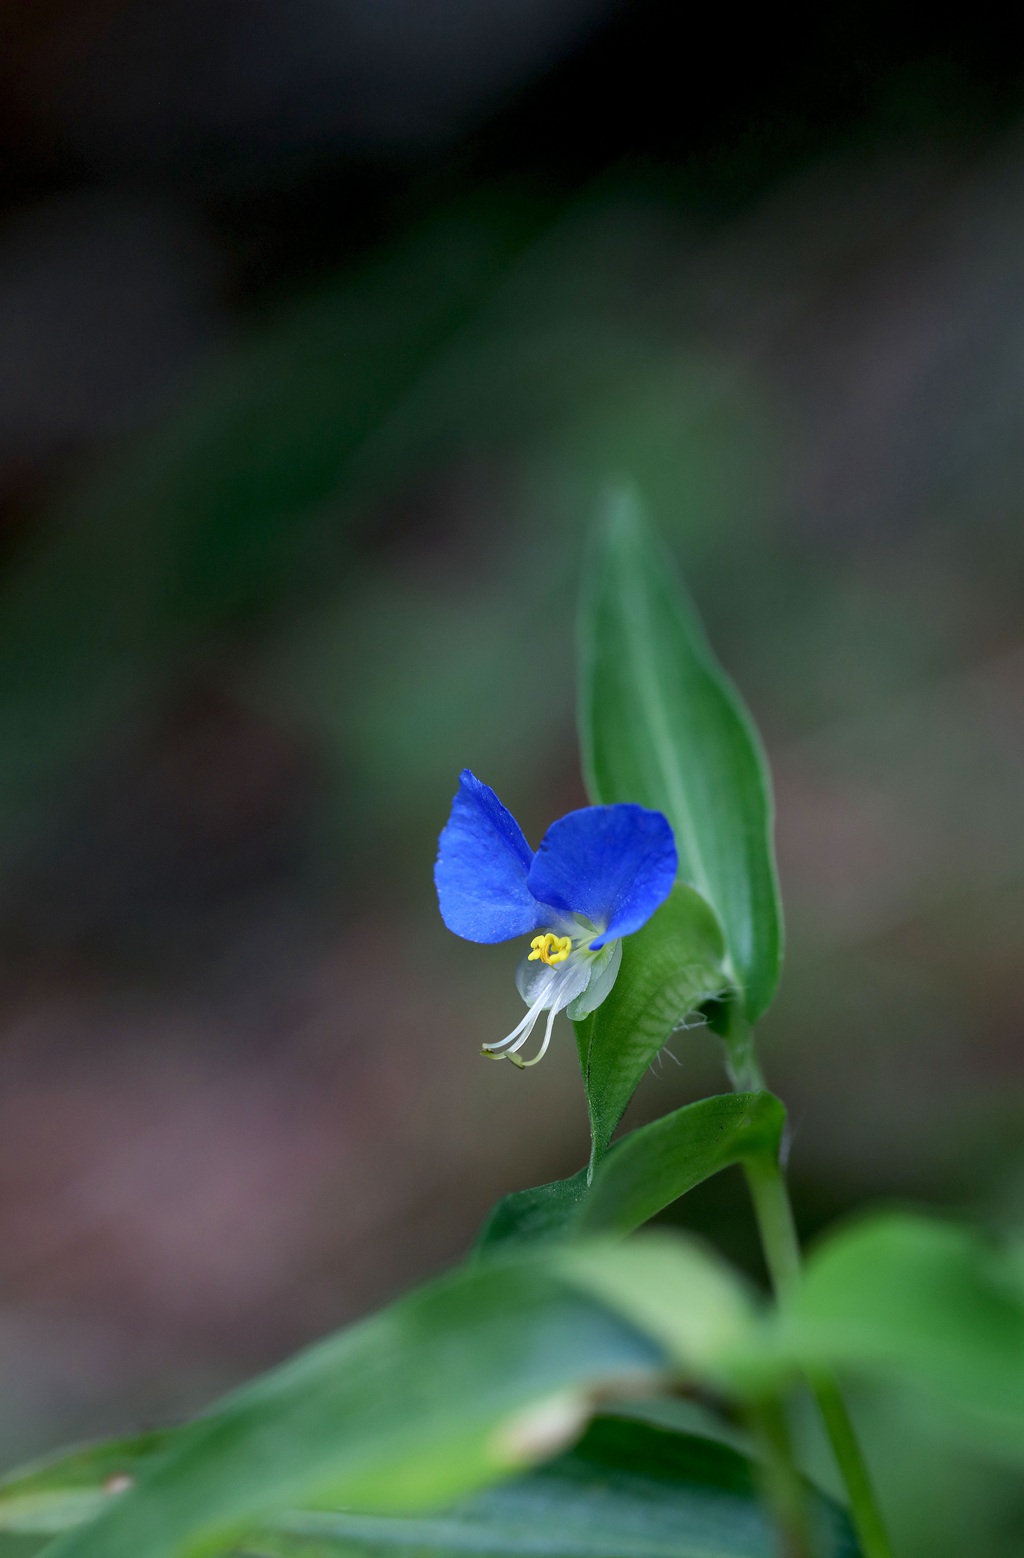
{"left": 0, "top": 5, "right": 1022, "bottom": 1552}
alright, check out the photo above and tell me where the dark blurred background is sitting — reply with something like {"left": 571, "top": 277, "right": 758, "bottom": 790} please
{"left": 0, "top": 4, "right": 1022, "bottom": 1552}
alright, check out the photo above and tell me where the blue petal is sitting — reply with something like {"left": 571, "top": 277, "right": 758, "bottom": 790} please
{"left": 434, "top": 771, "right": 542, "bottom": 943}
{"left": 527, "top": 804, "right": 677, "bottom": 948}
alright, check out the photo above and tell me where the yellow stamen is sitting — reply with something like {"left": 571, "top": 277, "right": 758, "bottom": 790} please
{"left": 527, "top": 932, "right": 572, "bottom": 966}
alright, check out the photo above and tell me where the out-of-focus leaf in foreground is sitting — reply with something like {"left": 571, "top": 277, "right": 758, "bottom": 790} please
{"left": 38, "top": 1256, "right": 666, "bottom": 1558}
{"left": 0, "top": 1435, "right": 173, "bottom": 1536}
{"left": 0, "top": 1538, "right": 47, "bottom": 1558}
{"left": 574, "top": 884, "right": 730, "bottom": 1167}
{"left": 0, "top": 1419, "right": 858, "bottom": 1558}
{"left": 242, "top": 1417, "right": 858, "bottom": 1558}
{"left": 579, "top": 489, "right": 782, "bottom": 1022}
{"left": 557, "top": 1235, "right": 754, "bottom": 1383}
{"left": 785, "top": 1212, "right": 1024, "bottom": 1461}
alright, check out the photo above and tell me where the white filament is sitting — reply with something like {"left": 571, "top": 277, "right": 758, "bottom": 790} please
{"left": 481, "top": 974, "right": 557, "bottom": 1053}
{"left": 515, "top": 1003, "right": 559, "bottom": 1067}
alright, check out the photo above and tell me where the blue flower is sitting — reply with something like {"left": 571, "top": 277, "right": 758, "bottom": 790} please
{"left": 435, "top": 771, "right": 677, "bottom": 1067}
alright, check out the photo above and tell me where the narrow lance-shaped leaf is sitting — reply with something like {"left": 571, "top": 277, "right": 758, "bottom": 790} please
{"left": 579, "top": 488, "right": 783, "bottom": 1021}
{"left": 477, "top": 1092, "right": 785, "bottom": 1252}
{"left": 581, "top": 1091, "right": 787, "bottom": 1239}
{"left": 574, "top": 883, "right": 729, "bottom": 1168}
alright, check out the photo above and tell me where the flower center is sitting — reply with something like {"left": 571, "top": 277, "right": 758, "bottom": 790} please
{"left": 527, "top": 932, "right": 572, "bottom": 966}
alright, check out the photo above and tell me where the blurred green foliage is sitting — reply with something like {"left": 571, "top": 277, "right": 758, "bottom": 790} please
{"left": 0, "top": 44, "right": 1021, "bottom": 1551}
{"left": 0, "top": 182, "right": 768, "bottom": 885}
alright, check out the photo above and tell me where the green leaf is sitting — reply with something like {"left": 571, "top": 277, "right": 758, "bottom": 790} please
{"left": 0, "top": 1435, "right": 173, "bottom": 1535}
{"left": 582, "top": 1092, "right": 786, "bottom": 1238}
{"left": 784, "top": 1212, "right": 1024, "bottom": 1460}
{"left": 556, "top": 1233, "right": 755, "bottom": 1383}
{"left": 39, "top": 1256, "right": 667, "bottom": 1558}
{"left": 579, "top": 488, "right": 783, "bottom": 1022}
{"left": 238, "top": 1417, "right": 858, "bottom": 1558}
{"left": 0, "top": 1538, "right": 48, "bottom": 1558}
{"left": 475, "top": 1169, "right": 589, "bottom": 1252}
{"left": 573, "top": 884, "right": 729, "bottom": 1167}
{"left": 477, "top": 1094, "right": 786, "bottom": 1255}
{"left": 8, "top": 1420, "right": 857, "bottom": 1558}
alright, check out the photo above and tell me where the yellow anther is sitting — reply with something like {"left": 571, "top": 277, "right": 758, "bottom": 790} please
{"left": 527, "top": 932, "right": 572, "bottom": 966}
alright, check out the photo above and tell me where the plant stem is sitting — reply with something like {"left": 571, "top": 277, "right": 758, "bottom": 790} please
{"left": 742, "top": 1153, "right": 894, "bottom": 1558}
{"left": 746, "top": 1394, "right": 816, "bottom": 1558}
{"left": 716, "top": 1008, "right": 893, "bottom": 1556}
{"left": 810, "top": 1373, "right": 894, "bottom": 1558}
{"left": 721, "top": 1013, "right": 767, "bottom": 1092}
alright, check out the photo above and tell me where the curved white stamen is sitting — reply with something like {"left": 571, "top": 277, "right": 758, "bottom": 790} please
{"left": 516, "top": 1002, "right": 559, "bottom": 1068}
{"left": 481, "top": 1005, "right": 535, "bottom": 1053}
{"left": 504, "top": 981, "right": 562, "bottom": 1055}
{"left": 504, "top": 1007, "right": 545, "bottom": 1056}
{"left": 482, "top": 976, "right": 556, "bottom": 1051}
{"left": 483, "top": 1017, "right": 536, "bottom": 1053}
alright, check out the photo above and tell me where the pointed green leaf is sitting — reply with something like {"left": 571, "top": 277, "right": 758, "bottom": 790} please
{"left": 573, "top": 884, "right": 729, "bottom": 1166}
{"left": 475, "top": 1169, "right": 589, "bottom": 1252}
{"left": 579, "top": 489, "right": 783, "bottom": 1021}
{"left": 582, "top": 1092, "right": 786, "bottom": 1238}
{"left": 39, "top": 1257, "right": 667, "bottom": 1558}
{"left": 477, "top": 1095, "right": 786, "bottom": 1255}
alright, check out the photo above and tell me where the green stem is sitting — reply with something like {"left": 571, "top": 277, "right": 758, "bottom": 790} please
{"left": 811, "top": 1373, "right": 894, "bottom": 1558}
{"left": 716, "top": 1006, "right": 892, "bottom": 1555}
{"left": 721, "top": 1013, "right": 767, "bottom": 1092}
{"left": 742, "top": 1153, "right": 894, "bottom": 1558}
{"left": 745, "top": 1395, "right": 816, "bottom": 1558}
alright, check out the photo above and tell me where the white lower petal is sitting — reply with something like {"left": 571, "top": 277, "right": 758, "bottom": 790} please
{"left": 567, "top": 939, "right": 622, "bottom": 1020}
